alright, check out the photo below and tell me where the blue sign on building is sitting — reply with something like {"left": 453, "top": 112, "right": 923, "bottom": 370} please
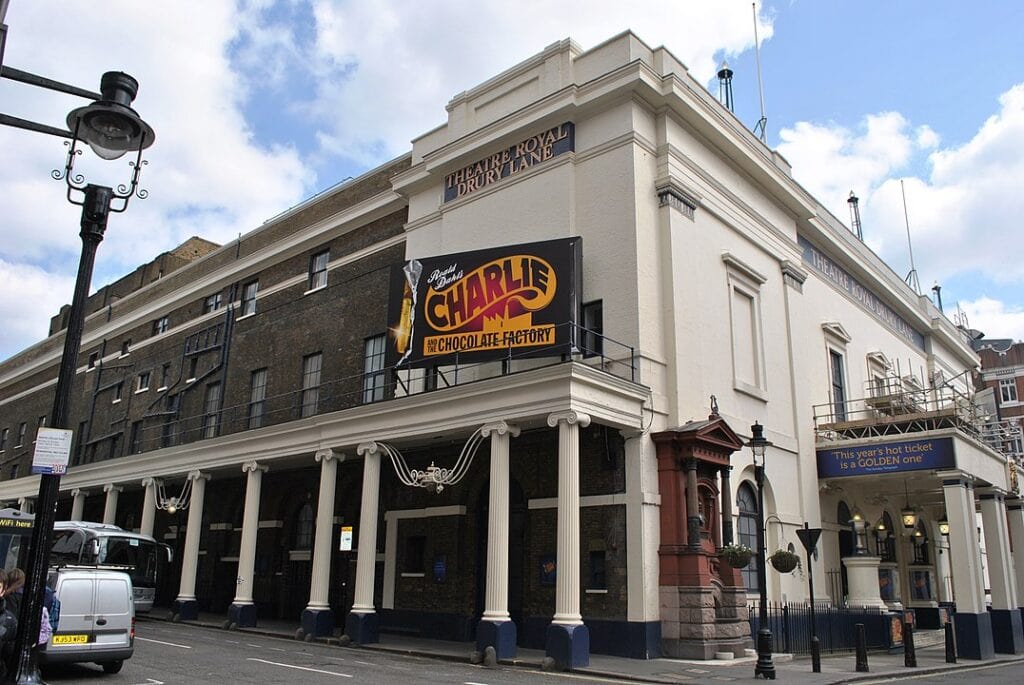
{"left": 817, "top": 437, "right": 955, "bottom": 478}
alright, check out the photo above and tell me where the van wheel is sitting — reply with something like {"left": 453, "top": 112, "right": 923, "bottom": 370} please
{"left": 100, "top": 660, "right": 124, "bottom": 674}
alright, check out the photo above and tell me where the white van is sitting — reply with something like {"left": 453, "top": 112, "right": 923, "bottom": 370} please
{"left": 40, "top": 567, "right": 135, "bottom": 674}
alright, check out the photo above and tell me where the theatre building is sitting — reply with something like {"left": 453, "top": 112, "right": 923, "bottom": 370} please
{"left": 0, "top": 32, "right": 1021, "bottom": 667}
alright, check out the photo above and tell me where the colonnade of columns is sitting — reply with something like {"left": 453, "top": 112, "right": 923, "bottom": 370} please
{"left": 47, "top": 409, "right": 599, "bottom": 669}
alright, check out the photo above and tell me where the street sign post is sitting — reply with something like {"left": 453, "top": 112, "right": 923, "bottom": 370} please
{"left": 796, "top": 523, "right": 823, "bottom": 673}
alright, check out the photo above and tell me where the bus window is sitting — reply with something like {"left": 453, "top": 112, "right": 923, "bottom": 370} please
{"left": 51, "top": 530, "right": 88, "bottom": 564}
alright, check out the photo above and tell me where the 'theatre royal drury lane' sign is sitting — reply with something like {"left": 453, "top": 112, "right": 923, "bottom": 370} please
{"left": 386, "top": 238, "right": 582, "bottom": 368}
{"left": 443, "top": 122, "right": 575, "bottom": 202}
{"left": 816, "top": 437, "right": 955, "bottom": 478}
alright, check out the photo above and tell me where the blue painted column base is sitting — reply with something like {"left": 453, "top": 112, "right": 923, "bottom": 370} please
{"left": 476, "top": 619, "right": 517, "bottom": 659}
{"left": 954, "top": 611, "right": 995, "bottom": 660}
{"left": 301, "top": 608, "right": 335, "bottom": 637}
{"left": 344, "top": 611, "right": 379, "bottom": 644}
{"left": 174, "top": 598, "right": 199, "bottom": 621}
{"left": 545, "top": 623, "right": 589, "bottom": 670}
{"left": 991, "top": 609, "right": 1024, "bottom": 654}
{"left": 228, "top": 603, "right": 257, "bottom": 628}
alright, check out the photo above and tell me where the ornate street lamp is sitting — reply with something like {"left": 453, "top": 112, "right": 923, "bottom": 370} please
{"left": 747, "top": 421, "right": 775, "bottom": 680}
{"left": 938, "top": 513, "right": 950, "bottom": 537}
{"left": 1, "top": 18, "right": 154, "bottom": 681}
{"left": 900, "top": 481, "right": 917, "bottom": 531}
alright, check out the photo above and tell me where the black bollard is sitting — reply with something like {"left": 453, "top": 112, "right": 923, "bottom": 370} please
{"left": 855, "top": 623, "right": 869, "bottom": 672}
{"left": 810, "top": 635, "right": 821, "bottom": 673}
{"left": 944, "top": 621, "right": 957, "bottom": 664}
{"left": 904, "top": 621, "right": 917, "bottom": 667}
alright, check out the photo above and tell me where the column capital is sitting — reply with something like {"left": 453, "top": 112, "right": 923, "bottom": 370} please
{"left": 140, "top": 477, "right": 160, "bottom": 489}
{"left": 71, "top": 488, "right": 88, "bottom": 498}
{"left": 242, "top": 461, "right": 268, "bottom": 474}
{"left": 187, "top": 470, "right": 211, "bottom": 482}
{"left": 315, "top": 448, "right": 344, "bottom": 464}
{"left": 103, "top": 484, "right": 123, "bottom": 495}
{"left": 546, "top": 410, "right": 591, "bottom": 429}
{"left": 977, "top": 487, "right": 1009, "bottom": 501}
{"left": 357, "top": 441, "right": 380, "bottom": 457}
{"left": 480, "top": 421, "right": 520, "bottom": 438}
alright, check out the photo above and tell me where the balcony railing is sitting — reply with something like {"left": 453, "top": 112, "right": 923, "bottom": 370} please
{"left": 80, "top": 322, "right": 637, "bottom": 463}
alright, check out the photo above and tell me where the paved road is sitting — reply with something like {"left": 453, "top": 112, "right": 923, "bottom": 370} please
{"left": 852, "top": 659, "right": 1023, "bottom": 684}
{"left": 38, "top": 620, "right": 619, "bottom": 684}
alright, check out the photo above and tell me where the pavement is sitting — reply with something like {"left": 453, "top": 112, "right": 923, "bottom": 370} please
{"left": 139, "top": 611, "right": 1024, "bottom": 684}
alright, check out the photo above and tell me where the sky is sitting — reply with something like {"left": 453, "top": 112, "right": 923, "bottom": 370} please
{"left": 1, "top": 0, "right": 1022, "bottom": 361}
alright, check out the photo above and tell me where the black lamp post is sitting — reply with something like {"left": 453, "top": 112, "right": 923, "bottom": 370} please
{"left": 1, "top": 19, "right": 154, "bottom": 682}
{"left": 748, "top": 421, "right": 774, "bottom": 680}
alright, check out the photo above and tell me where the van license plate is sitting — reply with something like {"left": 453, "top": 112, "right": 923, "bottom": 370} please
{"left": 53, "top": 634, "right": 89, "bottom": 645}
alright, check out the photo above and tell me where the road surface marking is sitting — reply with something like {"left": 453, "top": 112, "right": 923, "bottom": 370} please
{"left": 354, "top": 660, "right": 372, "bottom": 666}
{"left": 248, "top": 658, "right": 353, "bottom": 678}
{"left": 136, "top": 637, "right": 192, "bottom": 649}
{"left": 131, "top": 680, "right": 165, "bottom": 685}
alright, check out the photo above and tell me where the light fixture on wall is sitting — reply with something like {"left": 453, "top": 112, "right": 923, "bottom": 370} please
{"left": 901, "top": 481, "right": 917, "bottom": 530}
{"left": 157, "top": 479, "right": 193, "bottom": 513}
{"left": 380, "top": 425, "right": 489, "bottom": 493}
{"left": 938, "top": 514, "right": 950, "bottom": 536}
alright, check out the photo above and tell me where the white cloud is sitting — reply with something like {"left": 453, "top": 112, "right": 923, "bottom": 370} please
{"left": 0, "top": 260, "right": 76, "bottom": 358}
{"left": 958, "top": 297, "right": 1024, "bottom": 343}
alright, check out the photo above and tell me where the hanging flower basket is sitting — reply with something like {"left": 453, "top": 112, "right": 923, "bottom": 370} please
{"left": 768, "top": 549, "right": 801, "bottom": 574}
{"left": 720, "top": 543, "right": 754, "bottom": 569}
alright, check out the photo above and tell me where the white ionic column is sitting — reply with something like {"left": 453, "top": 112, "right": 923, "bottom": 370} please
{"left": 176, "top": 471, "right": 210, "bottom": 603}
{"left": 547, "top": 410, "right": 591, "bottom": 625}
{"left": 979, "top": 490, "right": 1018, "bottom": 610}
{"left": 481, "top": 421, "right": 520, "bottom": 622}
{"left": 942, "top": 476, "right": 985, "bottom": 613}
{"left": 102, "top": 484, "right": 123, "bottom": 525}
{"left": 139, "top": 479, "right": 158, "bottom": 537}
{"left": 1008, "top": 498, "right": 1024, "bottom": 610}
{"left": 307, "top": 449, "right": 341, "bottom": 611}
{"left": 352, "top": 442, "right": 382, "bottom": 614}
{"left": 70, "top": 489, "right": 88, "bottom": 521}
{"left": 234, "top": 461, "right": 267, "bottom": 606}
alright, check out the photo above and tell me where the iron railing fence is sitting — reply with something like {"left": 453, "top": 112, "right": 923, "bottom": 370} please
{"left": 748, "top": 601, "right": 893, "bottom": 655}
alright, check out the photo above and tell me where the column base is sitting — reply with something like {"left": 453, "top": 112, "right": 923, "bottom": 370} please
{"left": 476, "top": 619, "right": 517, "bottom": 660}
{"left": 345, "top": 611, "right": 379, "bottom": 645}
{"left": 953, "top": 611, "right": 994, "bottom": 660}
{"left": 173, "top": 598, "right": 199, "bottom": 621}
{"left": 545, "top": 623, "right": 589, "bottom": 670}
{"left": 301, "top": 607, "right": 335, "bottom": 638}
{"left": 991, "top": 609, "right": 1024, "bottom": 654}
{"left": 228, "top": 603, "right": 257, "bottom": 628}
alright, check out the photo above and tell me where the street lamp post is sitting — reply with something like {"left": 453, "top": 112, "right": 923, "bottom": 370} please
{"left": 748, "top": 421, "right": 775, "bottom": 680}
{"left": 1, "top": 23, "right": 154, "bottom": 681}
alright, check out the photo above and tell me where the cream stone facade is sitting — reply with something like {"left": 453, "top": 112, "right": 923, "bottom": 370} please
{"left": 1, "top": 32, "right": 1021, "bottom": 668}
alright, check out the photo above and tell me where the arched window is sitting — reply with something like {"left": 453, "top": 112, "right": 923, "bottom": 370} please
{"left": 293, "top": 502, "right": 314, "bottom": 550}
{"left": 737, "top": 482, "right": 759, "bottom": 592}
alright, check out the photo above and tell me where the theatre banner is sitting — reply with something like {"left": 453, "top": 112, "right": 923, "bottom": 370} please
{"left": 386, "top": 238, "right": 581, "bottom": 368}
{"left": 816, "top": 437, "right": 955, "bottom": 478}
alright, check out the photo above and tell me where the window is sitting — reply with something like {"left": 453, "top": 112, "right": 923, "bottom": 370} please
{"left": 0, "top": 428, "right": 7, "bottom": 451}
{"left": 159, "top": 363, "right": 171, "bottom": 389}
{"left": 74, "top": 421, "right": 87, "bottom": 464}
{"left": 308, "top": 250, "right": 329, "bottom": 291}
{"left": 201, "top": 382, "right": 222, "bottom": 439}
{"left": 249, "top": 368, "right": 268, "bottom": 429}
{"left": 363, "top": 334, "right": 387, "bottom": 403}
{"left": 874, "top": 512, "right": 896, "bottom": 562}
{"left": 589, "top": 550, "right": 607, "bottom": 589}
{"left": 112, "top": 382, "right": 123, "bottom": 403}
{"left": 241, "top": 280, "right": 259, "bottom": 316}
{"left": 402, "top": 535, "right": 426, "bottom": 574}
{"left": 723, "top": 253, "right": 767, "bottom": 397}
{"left": 87, "top": 352, "right": 99, "bottom": 369}
{"left": 38, "top": 415, "right": 46, "bottom": 429}
{"left": 203, "top": 292, "right": 223, "bottom": 314}
{"left": 737, "top": 483, "right": 759, "bottom": 592}
{"left": 8, "top": 464, "right": 18, "bottom": 480}
{"left": 136, "top": 371, "right": 151, "bottom": 393}
{"left": 1000, "top": 378, "right": 1018, "bottom": 404}
{"left": 16, "top": 422, "right": 26, "bottom": 447}
{"left": 187, "top": 356, "right": 198, "bottom": 381}
{"left": 830, "top": 350, "right": 847, "bottom": 421}
{"left": 129, "top": 421, "right": 143, "bottom": 454}
{"left": 581, "top": 300, "right": 603, "bottom": 357}
{"left": 120, "top": 339, "right": 131, "bottom": 356}
{"left": 152, "top": 316, "right": 169, "bottom": 336}
{"left": 294, "top": 503, "right": 314, "bottom": 550}
{"left": 300, "top": 353, "right": 322, "bottom": 418}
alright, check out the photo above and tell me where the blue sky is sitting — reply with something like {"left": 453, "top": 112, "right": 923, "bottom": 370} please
{"left": 1, "top": 0, "right": 1022, "bottom": 361}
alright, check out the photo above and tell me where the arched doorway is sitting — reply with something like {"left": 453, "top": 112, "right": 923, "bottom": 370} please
{"left": 736, "top": 483, "right": 759, "bottom": 593}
